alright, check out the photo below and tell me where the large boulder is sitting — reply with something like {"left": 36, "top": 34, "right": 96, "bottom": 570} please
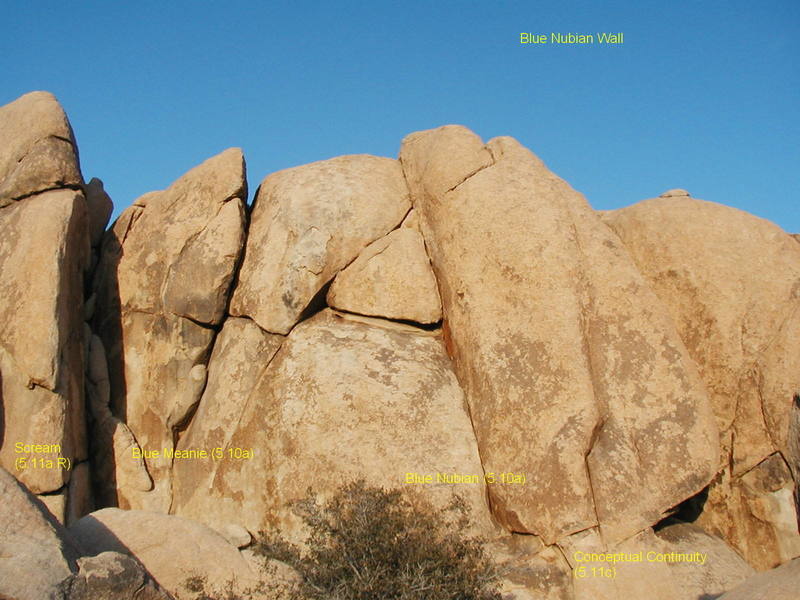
{"left": 326, "top": 227, "right": 443, "bottom": 324}
{"left": 92, "top": 148, "right": 247, "bottom": 512}
{"left": 69, "top": 508, "right": 265, "bottom": 600}
{"left": 230, "top": 154, "right": 411, "bottom": 334}
{"left": 0, "top": 468, "right": 80, "bottom": 600}
{"left": 82, "top": 177, "right": 113, "bottom": 247}
{"left": 602, "top": 196, "right": 800, "bottom": 568}
{"left": 0, "top": 91, "right": 82, "bottom": 206}
{"left": 171, "top": 309, "right": 494, "bottom": 543}
{"left": 399, "top": 126, "right": 719, "bottom": 545}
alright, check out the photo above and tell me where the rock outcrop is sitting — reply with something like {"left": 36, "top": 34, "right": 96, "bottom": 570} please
{"left": 172, "top": 309, "right": 493, "bottom": 543}
{"left": 2, "top": 89, "right": 798, "bottom": 600}
{"left": 230, "top": 154, "right": 411, "bottom": 334}
{"left": 602, "top": 196, "right": 800, "bottom": 569}
{"left": 717, "top": 557, "right": 800, "bottom": 599}
{"left": 0, "top": 467, "right": 80, "bottom": 599}
{"left": 92, "top": 148, "right": 247, "bottom": 511}
{"left": 0, "top": 91, "right": 90, "bottom": 519}
{"left": 327, "top": 227, "right": 443, "bottom": 324}
{"left": 399, "top": 126, "right": 719, "bottom": 545}
{"left": 0, "top": 91, "right": 82, "bottom": 205}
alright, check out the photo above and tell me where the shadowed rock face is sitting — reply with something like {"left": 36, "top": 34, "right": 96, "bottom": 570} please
{"left": 92, "top": 148, "right": 247, "bottom": 512}
{"left": 602, "top": 197, "right": 800, "bottom": 569}
{"left": 399, "top": 126, "right": 719, "bottom": 545}
{"left": 0, "top": 467, "right": 80, "bottom": 599}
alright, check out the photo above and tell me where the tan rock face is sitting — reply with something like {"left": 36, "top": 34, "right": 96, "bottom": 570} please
{"left": 171, "top": 316, "right": 284, "bottom": 530}
{"left": 96, "top": 147, "right": 246, "bottom": 324}
{"left": 172, "top": 309, "right": 493, "bottom": 543}
{"left": 0, "top": 91, "right": 83, "bottom": 206}
{"left": 0, "top": 468, "right": 80, "bottom": 600}
{"left": 230, "top": 154, "right": 411, "bottom": 334}
{"left": 602, "top": 197, "right": 800, "bottom": 568}
{"left": 654, "top": 522, "right": 755, "bottom": 598}
{"left": 718, "top": 557, "right": 800, "bottom": 600}
{"left": 399, "top": 126, "right": 719, "bottom": 545}
{"left": 327, "top": 227, "right": 442, "bottom": 323}
{"left": 0, "top": 189, "right": 89, "bottom": 494}
{"left": 92, "top": 148, "right": 247, "bottom": 511}
{"left": 69, "top": 508, "right": 264, "bottom": 600}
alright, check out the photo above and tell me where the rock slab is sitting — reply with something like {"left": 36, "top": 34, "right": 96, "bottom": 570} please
{"left": 399, "top": 125, "right": 719, "bottom": 544}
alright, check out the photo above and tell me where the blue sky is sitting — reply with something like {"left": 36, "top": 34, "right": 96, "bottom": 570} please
{"left": 4, "top": 1, "right": 798, "bottom": 232}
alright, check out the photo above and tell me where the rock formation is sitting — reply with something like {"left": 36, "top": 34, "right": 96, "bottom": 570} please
{"left": 91, "top": 148, "right": 247, "bottom": 511}
{"left": 0, "top": 92, "right": 90, "bottom": 520}
{"left": 399, "top": 127, "right": 719, "bottom": 546}
{"left": 1, "top": 90, "right": 798, "bottom": 599}
{"left": 602, "top": 195, "right": 800, "bottom": 569}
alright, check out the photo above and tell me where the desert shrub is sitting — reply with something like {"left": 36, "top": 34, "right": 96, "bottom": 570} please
{"left": 254, "top": 480, "right": 502, "bottom": 600}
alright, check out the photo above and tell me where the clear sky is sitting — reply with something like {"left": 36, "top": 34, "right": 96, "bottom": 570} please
{"left": 4, "top": 1, "right": 798, "bottom": 232}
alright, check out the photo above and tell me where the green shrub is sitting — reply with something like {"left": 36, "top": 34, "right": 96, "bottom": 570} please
{"left": 254, "top": 480, "right": 502, "bottom": 600}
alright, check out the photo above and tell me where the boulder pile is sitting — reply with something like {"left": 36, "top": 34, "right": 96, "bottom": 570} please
{"left": 1, "top": 91, "right": 798, "bottom": 599}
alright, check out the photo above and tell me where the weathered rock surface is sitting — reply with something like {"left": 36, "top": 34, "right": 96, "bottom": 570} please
{"left": 64, "top": 551, "right": 172, "bottom": 600}
{"left": 0, "top": 91, "right": 82, "bottom": 206}
{"left": 717, "top": 557, "right": 800, "bottom": 599}
{"left": 92, "top": 148, "right": 247, "bottom": 512}
{"left": 69, "top": 508, "right": 264, "bottom": 600}
{"left": 0, "top": 188, "right": 89, "bottom": 496}
{"left": 602, "top": 196, "right": 800, "bottom": 568}
{"left": 0, "top": 468, "right": 79, "bottom": 600}
{"left": 562, "top": 528, "right": 681, "bottom": 600}
{"left": 230, "top": 154, "right": 411, "bottom": 334}
{"left": 327, "top": 227, "right": 442, "bottom": 323}
{"left": 173, "top": 309, "right": 493, "bottom": 543}
{"left": 488, "top": 538, "right": 573, "bottom": 600}
{"left": 171, "top": 316, "right": 283, "bottom": 531}
{"left": 399, "top": 125, "right": 719, "bottom": 545}
{"left": 95, "top": 147, "right": 246, "bottom": 323}
{"left": 654, "top": 521, "right": 755, "bottom": 598}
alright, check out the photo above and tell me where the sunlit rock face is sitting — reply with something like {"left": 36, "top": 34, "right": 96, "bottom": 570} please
{"left": 3, "top": 89, "right": 799, "bottom": 599}
{"left": 603, "top": 196, "right": 800, "bottom": 569}
{"left": 400, "top": 125, "right": 718, "bottom": 545}
{"left": 0, "top": 92, "right": 89, "bottom": 520}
